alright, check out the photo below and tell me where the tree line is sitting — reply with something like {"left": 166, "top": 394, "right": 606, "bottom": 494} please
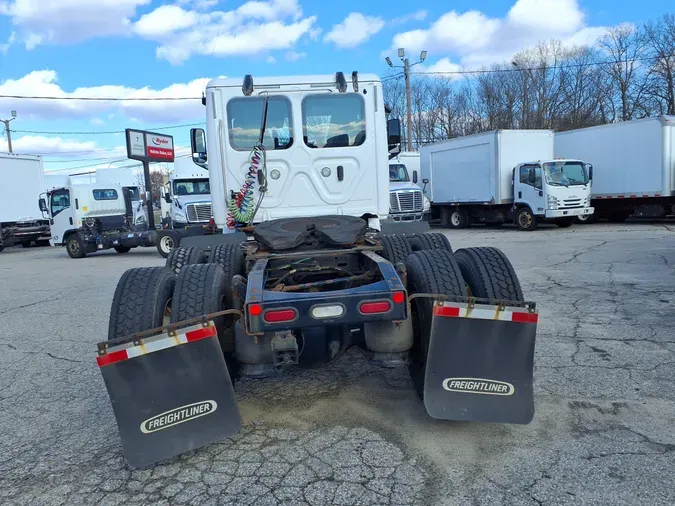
{"left": 383, "top": 14, "right": 675, "bottom": 148}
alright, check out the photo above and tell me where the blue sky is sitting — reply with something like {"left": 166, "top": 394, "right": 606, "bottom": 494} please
{"left": 0, "top": 0, "right": 671, "bottom": 173}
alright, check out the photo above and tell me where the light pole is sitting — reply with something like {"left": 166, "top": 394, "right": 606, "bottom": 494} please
{"left": 386, "top": 48, "right": 427, "bottom": 151}
{"left": 512, "top": 61, "right": 529, "bottom": 129}
{"left": 1, "top": 110, "right": 17, "bottom": 153}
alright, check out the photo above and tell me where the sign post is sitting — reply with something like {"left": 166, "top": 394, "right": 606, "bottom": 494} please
{"left": 125, "top": 129, "right": 176, "bottom": 230}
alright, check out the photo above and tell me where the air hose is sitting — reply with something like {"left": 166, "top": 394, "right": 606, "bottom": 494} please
{"left": 226, "top": 143, "right": 266, "bottom": 229}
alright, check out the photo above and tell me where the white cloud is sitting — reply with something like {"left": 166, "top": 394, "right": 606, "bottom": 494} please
{"left": 133, "top": 0, "right": 316, "bottom": 64}
{"left": 0, "top": 135, "right": 113, "bottom": 158}
{"left": 90, "top": 118, "right": 105, "bottom": 126}
{"left": 423, "top": 57, "right": 463, "bottom": 79}
{"left": 266, "top": 55, "right": 277, "bottom": 63}
{"left": 285, "top": 50, "right": 306, "bottom": 61}
{"left": 1, "top": 0, "right": 150, "bottom": 49}
{"left": 134, "top": 5, "right": 198, "bottom": 39}
{"left": 391, "top": 10, "right": 428, "bottom": 27}
{"left": 0, "top": 31, "right": 15, "bottom": 54}
{"left": 385, "top": 0, "right": 608, "bottom": 71}
{"left": 324, "top": 12, "right": 385, "bottom": 49}
{"left": 0, "top": 70, "right": 212, "bottom": 123}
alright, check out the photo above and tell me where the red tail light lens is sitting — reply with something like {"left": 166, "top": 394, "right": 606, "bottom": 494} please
{"left": 248, "top": 304, "right": 262, "bottom": 316}
{"left": 392, "top": 291, "right": 405, "bottom": 304}
{"left": 263, "top": 309, "right": 297, "bottom": 323}
{"left": 359, "top": 301, "right": 392, "bottom": 314}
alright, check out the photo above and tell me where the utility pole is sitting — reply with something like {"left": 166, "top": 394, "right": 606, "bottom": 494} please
{"left": 385, "top": 49, "right": 427, "bottom": 152}
{"left": 1, "top": 110, "right": 17, "bottom": 153}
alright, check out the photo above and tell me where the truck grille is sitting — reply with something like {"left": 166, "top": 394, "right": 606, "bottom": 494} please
{"left": 390, "top": 190, "right": 423, "bottom": 213}
{"left": 560, "top": 198, "right": 583, "bottom": 209}
{"left": 186, "top": 203, "right": 212, "bottom": 222}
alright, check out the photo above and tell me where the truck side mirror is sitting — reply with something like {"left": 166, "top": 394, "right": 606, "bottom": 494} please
{"left": 412, "top": 170, "right": 418, "bottom": 184}
{"left": 587, "top": 163, "right": 593, "bottom": 181}
{"left": 422, "top": 178, "right": 429, "bottom": 185}
{"left": 38, "top": 198, "right": 47, "bottom": 213}
{"left": 164, "top": 192, "right": 172, "bottom": 204}
{"left": 190, "top": 128, "right": 208, "bottom": 167}
{"left": 387, "top": 118, "right": 401, "bottom": 146}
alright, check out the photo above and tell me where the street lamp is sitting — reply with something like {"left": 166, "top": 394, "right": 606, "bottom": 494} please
{"left": 2, "top": 110, "right": 17, "bottom": 153}
{"left": 385, "top": 48, "right": 427, "bottom": 151}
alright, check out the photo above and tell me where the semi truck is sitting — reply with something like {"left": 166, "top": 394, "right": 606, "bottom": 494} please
{"left": 38, "top": 182, "right": 156, "bottom": 258}
{"left": 97, "top": 72, "right": 540, "bottom": 469}
{"left": 420, "top": 130, "right": 594, "bottom": 231}
{"left": 554, "top": 116, "right": 675, "bottom": 223}
{"left": 155, "top": 159, "right": 214, "bottom": 257}
{"left": 0, "top": 152, "right": 51, "bottom": 252}
{"left": 388, "top": 151, "right": 430, "bottom": 221}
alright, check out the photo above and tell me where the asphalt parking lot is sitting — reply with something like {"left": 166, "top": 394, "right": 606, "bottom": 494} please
{"left": 1, "top": 222, "right": 674, "bottom": 506}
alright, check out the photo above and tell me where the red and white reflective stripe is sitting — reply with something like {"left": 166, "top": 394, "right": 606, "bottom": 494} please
{"left": 595, "top": 193, "right": 662, "bottom": 199}
{"left": 97, "top": 323, "right": 217, "bottom": 367}
{"left": 432, "top": 303, "right": 538, "bottom": 324}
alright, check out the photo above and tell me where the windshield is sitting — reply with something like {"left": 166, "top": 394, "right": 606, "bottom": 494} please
{"left": 543, "top": 162, "right": 589, "bottom": 186}
{"left": 173, "top": 179, "right": 210, "bottom": 196}
{"left": 389, "top": 164, "right": 410, "bottom": 182}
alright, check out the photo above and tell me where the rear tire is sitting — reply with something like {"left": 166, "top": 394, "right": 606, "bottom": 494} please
{"left": 405, "top": 250, "right": 467, "bottom": 399}
{"left": 114, "top": 245, "right": 132, "bottom": 254}
{"left": 171, "top": 263, "right": 233, "bottom": 353}
{"left": 453, "top": 247, "right": 524, "bottom": 301}
{"left": 166, "top": 245, "right": 206, "bottom": 275}
{"left": 66, "top": 233, "right": 86, "bottom": 259}
{"left": 379, "top": 234, "right": 413, "bottom": 265}
{"left": 448, "top": 208, "right": 470, "bottom": 229}
{"left": 208, "top": 244, "right": 246, "bottom": 341}
{"left": 409, "top": 232, "right": 452, "bottom": 253}
{"left": 108, "top": 267, "right": 176, "bottom": 340}
{"left": 157, "top": 231, "right": 179, "bottom": 258}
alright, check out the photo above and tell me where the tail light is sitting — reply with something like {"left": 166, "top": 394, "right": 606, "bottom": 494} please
{"left": 263, "top": 309, "right": 297, "bottom": 323}
{"left": 359, "top": 301, "right": 392, "bottom": 314}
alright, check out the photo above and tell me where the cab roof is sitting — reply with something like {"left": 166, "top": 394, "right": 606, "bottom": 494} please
{"left": 206, "top": 73, "right": 381, "bottom": 90}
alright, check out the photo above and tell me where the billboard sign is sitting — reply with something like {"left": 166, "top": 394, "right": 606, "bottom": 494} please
{"left": 126, "top": 129, "right": 175, "bottom": 163}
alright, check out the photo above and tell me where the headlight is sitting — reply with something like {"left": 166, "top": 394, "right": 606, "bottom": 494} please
{"left": 173, "top": 213, "right": 187, "bottom": 223}
{"left": 547, "top": 195, "right": 558, "bottom": 210}
{"left": 424, "top": 196, "right": 431, "bottom": 212}
{"left": 135, "top": 215, "right": 146, "bottom": 224}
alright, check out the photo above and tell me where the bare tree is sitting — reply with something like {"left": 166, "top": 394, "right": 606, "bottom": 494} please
{"left": 644, "top": 15, "right": 675, "bottom": 115}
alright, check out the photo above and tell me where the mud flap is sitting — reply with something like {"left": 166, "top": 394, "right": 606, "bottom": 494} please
{"left": 97, "top": 321, "right": 242, "bottom": 468}
{"left": 423, "top": 301, "right": 537, "bottom": 424}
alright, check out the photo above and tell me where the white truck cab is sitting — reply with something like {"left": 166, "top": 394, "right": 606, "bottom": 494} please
{"left": 160, "top": 159, "right": 212, "bottom": 228}
{"left": 388, "top": 152, "right": 430, "bottom": 221}
{"left": 189, "top": 73, "right": 396, "bottom": 231}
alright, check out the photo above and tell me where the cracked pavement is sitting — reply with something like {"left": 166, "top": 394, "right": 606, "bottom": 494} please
{"left": 1, "top": 221, "right": 674, "bottom": 505}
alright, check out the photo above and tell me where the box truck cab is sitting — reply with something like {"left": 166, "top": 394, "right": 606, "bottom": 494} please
{"left": 421, "top": 130, "right": 594, "bottom": 231}
{"left": 160, "top": 159, "right": 212, "bottom": 229}
{"left": 388, "top": 152, "right": 430, "bottom": 221}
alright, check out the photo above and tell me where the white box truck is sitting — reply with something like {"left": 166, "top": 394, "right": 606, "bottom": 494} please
{"left": 420, "top": 130, "right": 594, "bottom": 231}
{"left": 0, "top": 152, "right": 51, "bottom": 252}
{"left": 554, "top": 116, "right": 675, "bottom": 222}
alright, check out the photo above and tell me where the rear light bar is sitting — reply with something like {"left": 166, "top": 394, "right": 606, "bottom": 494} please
{"left": 311, "top": 304, "right": 345, "bottom": 319}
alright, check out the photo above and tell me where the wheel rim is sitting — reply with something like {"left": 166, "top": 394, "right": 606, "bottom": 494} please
{"left": 68, "top": 239, "right": 80, "bottom": 255}
{"left": 160, "top": 235, "right": 174, "bottom": 252}
{"left": 577, "top": 214, "right": 589, "bottom": 222}
{"left": 451, "top": 211, "right": 461, "bottom": 227}
{"left": 518, "top": 211, "right": 532, "bottom": 228}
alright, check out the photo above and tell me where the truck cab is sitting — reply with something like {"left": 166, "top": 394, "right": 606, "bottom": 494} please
{"left": 388, "top": 152, "right": 430, "bottom": 222}
{"left": 160, "top": 160, "right": 212, "bottom": 229}
{"left": 513, "top": 158, "right": 594, "bottom": 228}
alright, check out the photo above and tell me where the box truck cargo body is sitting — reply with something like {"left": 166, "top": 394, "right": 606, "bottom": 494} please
{"left": 554, "top": 116, "right": 675, "bottom": 222}
{"left": 420, "top": 130, "right": 594, "bottom": 230}
{"left": 0, "top": 152, "right": 51, "bottom": 251}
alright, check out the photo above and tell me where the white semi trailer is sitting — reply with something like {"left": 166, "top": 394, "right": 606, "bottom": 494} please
{"left": 554, "top": 116, "right": 675, "bottom": 222}
{"left": 0, "top": 152, "right": 51, "bottom": 252}
{"left": 420, "top": 130, "right": 594, "bottom": 230}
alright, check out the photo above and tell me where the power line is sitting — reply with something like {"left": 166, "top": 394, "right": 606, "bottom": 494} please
{"left": 44, "top": 154, "right": 192, "bottom": 172}
{"left": 19, "top": 141, "right": 190, "bottom": 158}
{"left": 0, "top": 94, "right": 202, "bottom": 101}
{"left": 413, "top": 53, "right": 675, "bottom": 76}
{"left": 13, "top": 122, "right": 206, "bottom": 135}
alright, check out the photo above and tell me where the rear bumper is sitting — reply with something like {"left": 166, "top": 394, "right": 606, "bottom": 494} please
{"left": 545, "top": 207, "right": 594, "bottom": 219}
{"left": 244, "top": 252, "right": 407, "bottom": 334}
